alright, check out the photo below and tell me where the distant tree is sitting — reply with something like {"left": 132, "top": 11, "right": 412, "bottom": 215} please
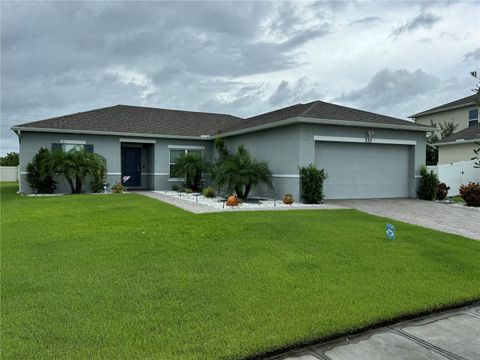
{"left": 426, "top": 120, "right": 458, "bottom": 165}
{"left": 473, "top": 143, "right": 480, "bottom": 168}
{"left": 0, "top": 152, "right": 19, "bottom": 166}
{"left": 470, "top": 71, "right": 480, "bottom": 166}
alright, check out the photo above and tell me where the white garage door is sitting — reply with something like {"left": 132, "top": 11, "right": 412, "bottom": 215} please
{"left": 315, "top": 142, "right": 410, "bottom": 199}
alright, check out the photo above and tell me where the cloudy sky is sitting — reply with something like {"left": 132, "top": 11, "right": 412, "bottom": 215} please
{"left": 1, "top": 0, "right": 479, "bottom": 155}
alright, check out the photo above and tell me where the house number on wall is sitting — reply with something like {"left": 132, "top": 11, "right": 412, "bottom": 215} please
{"left": 365, "top": 130, "right": 375, "bottom": 143}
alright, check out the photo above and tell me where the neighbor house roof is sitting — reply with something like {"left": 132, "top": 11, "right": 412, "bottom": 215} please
{"left": 410, "top": 94, "right": 480, "bottom": 118}
{"left": 435, "top": 123, "right": 480, "bottom": 146}
{"left": 12, "top": 101, "right": 431, "bottom": 138}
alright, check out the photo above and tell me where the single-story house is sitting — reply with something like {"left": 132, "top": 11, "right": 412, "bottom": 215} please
{"left": 435, "top": 123, "right": 480, "bottom": 164}
{"left": 12, "top": 101, "right": 432, "bottom": 199}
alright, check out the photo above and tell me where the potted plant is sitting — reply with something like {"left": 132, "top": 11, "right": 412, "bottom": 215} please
{"left": 226, "top": 195, "right": 239, "bottom": 206}
{"left": 283, "top": 194, "right": 294, "bottom": 204}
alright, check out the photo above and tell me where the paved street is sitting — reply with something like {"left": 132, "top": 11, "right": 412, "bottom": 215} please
{"left": 270, "top": 304, "right": 480, "bottom": 360}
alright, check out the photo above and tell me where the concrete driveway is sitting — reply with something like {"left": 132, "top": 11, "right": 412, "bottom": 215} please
{"left": 328, "top": 199, "right": 480, "bottom": 241}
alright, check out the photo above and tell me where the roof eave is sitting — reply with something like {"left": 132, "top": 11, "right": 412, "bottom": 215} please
{"left": 409, "top": 102, "right": 478, "bottom": 118}
{"left": 10, "top": 126, "right": 212, "bottom": 140}
{"left": 435, "top": 138, "right": 480, "bottom": 146}
{"left": 220, "top": 117, "right": 434, "bottom": 137}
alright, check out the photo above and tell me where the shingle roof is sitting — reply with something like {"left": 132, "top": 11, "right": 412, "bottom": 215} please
{"left": 411, "top": 94, "right": 480, "bottom": 118}
{"left": 436, "top": 123, "right": 480, "bottom": 145}
{"left": 14, "top": 101, "right": 428, "bottom": 137}
{"left": 15, "top": 105, "right": 244, "bottom": 137}
{"left": 222, "top": 100, "right": 426, "bottom": 133}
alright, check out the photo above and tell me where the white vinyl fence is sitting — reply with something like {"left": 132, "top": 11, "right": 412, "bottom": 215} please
{"left": 427, "top": 160, "right": 480, "bottom": 196}
{"left": 0, "top": 166, "right": 19, "bottom": 182}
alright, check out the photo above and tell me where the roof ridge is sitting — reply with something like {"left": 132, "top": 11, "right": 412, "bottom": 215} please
{"left": 297, "top": 101, "right": 320, "bottom": 117}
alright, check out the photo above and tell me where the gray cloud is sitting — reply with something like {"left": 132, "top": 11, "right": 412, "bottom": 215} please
{"left": 350, "top": 16, "right": 382, "bottom": 26}
{"left": 269, "top": 78, "right": 322, "bottom": 106}
{"left": 0, "top": 0, "right": 476, "bottom": 155}
{"left": 464, "top": 48, "right": 480, "bottom": 62}
{"left": 390, "top": 12, "right": 442, "bottom": 38}
{"left": 335, "top": 68, "right": 441, "bottom": 117}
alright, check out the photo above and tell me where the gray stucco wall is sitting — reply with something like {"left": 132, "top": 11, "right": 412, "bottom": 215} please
{"left": 18, "top": 131, "right": 213, "bottom": 193}
{"left": 17, "top": 123, "right": 427, "bottom": 199}
{"left": 224, "top": 124, "right": 302, "bottom": 200}
{"left": 298, "top": 124, "right": 427, "bottom": 198}
{"left": 224, "top": 123, "right": 427, "bottom": 200}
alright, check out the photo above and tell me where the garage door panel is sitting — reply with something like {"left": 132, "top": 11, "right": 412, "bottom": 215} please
{"left": 315, "top": 142, "right": 410, "bottom": 199}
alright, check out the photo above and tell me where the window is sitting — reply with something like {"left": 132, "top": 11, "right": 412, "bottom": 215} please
{"left": 469, "top": 109, "right": 478, "bottom": 127}
{"left": 52, "top": 143, "right": 93, "bottom": 153}
{"left": 63, "top": 144, "right": 84, "bottom": 152}
{"left": 169, "top": 148, "right": 203, "bottom": 178}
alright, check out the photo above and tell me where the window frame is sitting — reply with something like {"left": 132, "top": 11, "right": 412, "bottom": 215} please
{"left": 468, "top": 108, "right": 479, "bottom": 127}
{"left": 168, "top": 148, "right": 204, "bottom": 180}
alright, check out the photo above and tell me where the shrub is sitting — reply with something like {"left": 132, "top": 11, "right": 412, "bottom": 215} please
{"left": 44, "top": 148, "right": 107, "bottom": 194}
{"left": 417, "top": 165, "right": 439, "bottom": 200}
{"left": 299, "top": 164, "right": 328, "bottom": 204}
{"left": 0, "top": 152, "right": 19, "bottom": 166}
{"left": 111, "top": 182, "right": 124, "bottom": 193}
{"left": 202, "top": 186, "right": 216, "bottom": 198}
{"left": 459, "top": 182, "right": 480, "bottom": 207}
{"left": 172, "top": 184, "right": 180, "bottom": 191}
{"left": 172, "top": 154, "right": 209, "bottom": 192}
{"left": 214, "top": 144, "right": 273, "bottom": 199}
{"left": 436, "top": 182, "right": 450, "bottom": 200}
{"left": 184, "top": 188, "right": 193, "bottom": 194}
{"left": 25, "top": 148, "right": 56, "bottom": 193}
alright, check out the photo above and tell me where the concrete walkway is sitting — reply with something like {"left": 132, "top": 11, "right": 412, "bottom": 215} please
{"left": 137, "top": 191, "right": 346, "bottom": 214}
{"left": 137, "top": 191, "right": 220, "bottom": 213}
{"left": 328, "top": 199, "right": 480, "bottom": 241}
{"left": 269, "top": 303, "right": 480, "bottom": 360}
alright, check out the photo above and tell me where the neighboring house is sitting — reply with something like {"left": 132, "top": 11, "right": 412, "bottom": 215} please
{"left": 411, "top": 94, "right": 480, "bottom": 132}
{"left": 411, "top": 94, "right": 480, "bottom": 164}
{"left": 435, "top": 123, "right": 480, "bottom": 164}
{"left": 12, "top": 101, "right": 431, "bottom": 199}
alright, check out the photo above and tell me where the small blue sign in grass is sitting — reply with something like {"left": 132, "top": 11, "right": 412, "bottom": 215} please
{"left": 386, "top": 223, "right": 395, "bottom": 240}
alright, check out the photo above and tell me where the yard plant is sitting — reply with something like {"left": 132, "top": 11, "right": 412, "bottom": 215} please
{"left": 299, "top": 164, "right": 328, "bottom": 204}
{"left": 459, "top": 181, "right": 480, "bottom": 207}
{"left": 172, "top": 153, "right": 210, "bottom": 192}
{"left": 214, "top": 143, "right": 273, "bottom": 199}
{"left": 25, "top": 148, "right": 56, "bottom": 193}
{"left": 1, "top": 182, "right": 480, "bottom": 359}
{"left": 417, "top": 165, "right": 440, "bottom": 200}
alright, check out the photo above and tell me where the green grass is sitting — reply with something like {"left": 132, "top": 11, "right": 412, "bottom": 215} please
{"left": 450, "top": 195, "right": 465, "bottom": 204}
{"left": 1, "top": 182, "right": 479, "bottom": 359}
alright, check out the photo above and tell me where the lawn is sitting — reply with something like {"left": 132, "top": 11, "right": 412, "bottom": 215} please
{"left": 1, "top": 182, "right": 480, "bottom": 359}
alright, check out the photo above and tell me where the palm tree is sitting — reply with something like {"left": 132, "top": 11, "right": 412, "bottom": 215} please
{"left": 172, "top": 153, "right": 210, "bottom": 191}
{"left": 44, "top": 148, "right": 107, "bottom": 193}
{"left": 214, "top": 145, "right": 272, "bottom": 199}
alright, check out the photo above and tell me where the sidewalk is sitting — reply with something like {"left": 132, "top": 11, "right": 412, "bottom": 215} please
{"left": 269, "top": 303, "right": 480, "bottom": 360}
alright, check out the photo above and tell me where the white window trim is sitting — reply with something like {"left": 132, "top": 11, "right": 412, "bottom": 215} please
{"left": 314, "top": 135, "right": 416, "bottom": 145}
{"left": 167, "top": 145, "right": 205, "bottom": 150}
{"left": 60, "top": 140, "right": 86, "bottom": 144}
{"left": 120, "top": 138, "right": 156, "bottom": 143}
{"left": 468, "top": 108, "right": 479, "bottom": 127}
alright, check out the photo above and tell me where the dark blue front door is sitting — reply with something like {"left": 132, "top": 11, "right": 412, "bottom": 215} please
{"left": 121, "top": 147, "right": 141, "bottom": 187}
